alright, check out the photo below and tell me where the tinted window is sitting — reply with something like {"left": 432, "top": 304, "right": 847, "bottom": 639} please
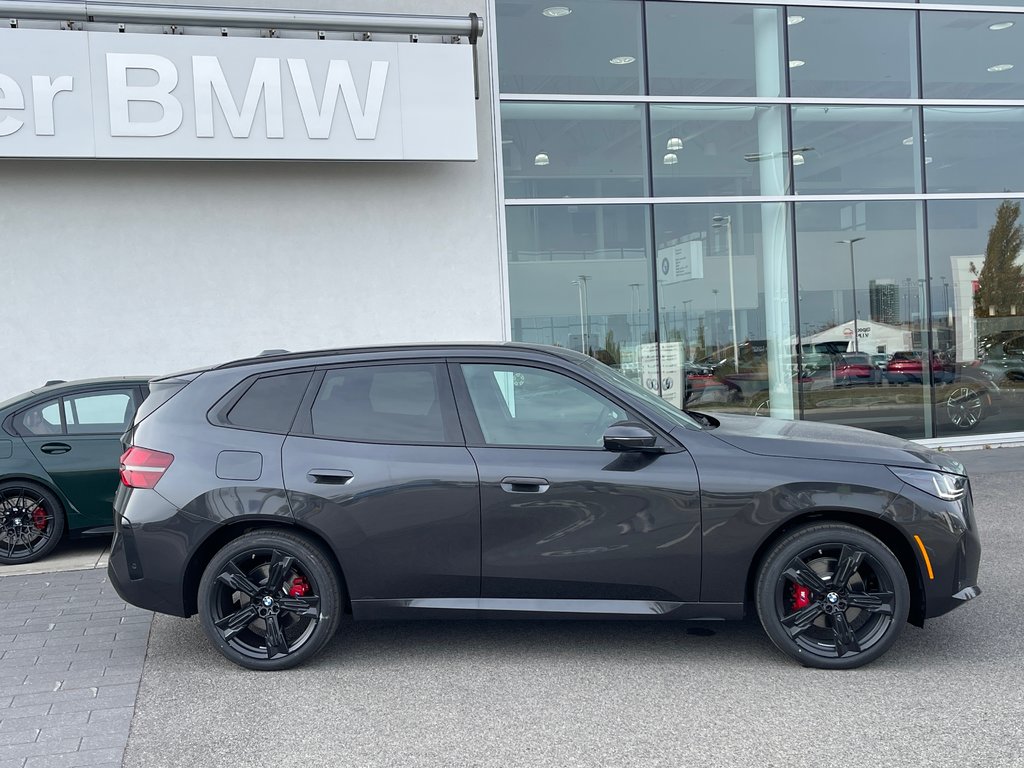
{"left": 461, "top": 364, "right": 627, "bottom": 448}
{"left": 63, "top": 391, "right": 135, "bottom": 434}
{"left": 226, "top": 372, "right": 312, "bottom": 433}
{"left": 17, "top": 399, "right": 63, "bottom": 436}
{"left": 311, "top": 365, "right": 451, "bottom": 444}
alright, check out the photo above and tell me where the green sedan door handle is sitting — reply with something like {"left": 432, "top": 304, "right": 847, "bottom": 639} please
{"left": 40, "top": 442, "right": 72, "bottom": 455}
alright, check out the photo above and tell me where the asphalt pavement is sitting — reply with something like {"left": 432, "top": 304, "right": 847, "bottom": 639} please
{"left": 1, "top": 447, "right": 1020, "bottom": 767}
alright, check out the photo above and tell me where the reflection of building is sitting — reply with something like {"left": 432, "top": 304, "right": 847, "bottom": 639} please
{"left": 804, "top": 321, "right": 912, "bottom": 356}
{"left": 869, "top": 280, "right": 900, "bottom": 325}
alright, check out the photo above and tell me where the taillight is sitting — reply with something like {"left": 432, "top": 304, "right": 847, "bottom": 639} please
{"left": 119, "top": 446, "right": 174, "bottom": 489}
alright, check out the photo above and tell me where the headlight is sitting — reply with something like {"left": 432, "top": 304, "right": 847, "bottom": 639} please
{"left": 889, "top": 467, "right": 967, "bottom": 501}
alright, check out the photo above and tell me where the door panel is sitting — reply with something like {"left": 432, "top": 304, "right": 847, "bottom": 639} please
{"left": 282, "top": 437, "right": 480, "bottom": 600}
{"left": 23, "top": 434, "right": 125, "bottom": 524}
{"left": 472, "top": 447, "right": 701, "bottom": 601}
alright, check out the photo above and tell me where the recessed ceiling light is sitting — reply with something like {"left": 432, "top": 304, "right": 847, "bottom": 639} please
{"left": 792, "top": 153, "right": 805, "bottom": 166}
{"left": 666, "top": 137, "right": 684, "bottom": 151}
{"left": 609, "top": 55, "right": 636, "bottom": 65}
{"left": 663, "top": 153, "right": 679, "bottom": 165}
{"left": 542, "top": 6, "right": 571, "bottom": 17}
{"left": 789, "top": 60, "right": 805, "bottom": 68}
{"left": 989, "top": 21, "right": 1014, "bottom": 30}
{"left": 988, "top": 63, "right": 1014, "bottom": 72}
{"left": 787, "top": 15, "right": 805, "bottom": 25}
{"left": 534, "top": 152, "right": 550, "bottom": 166}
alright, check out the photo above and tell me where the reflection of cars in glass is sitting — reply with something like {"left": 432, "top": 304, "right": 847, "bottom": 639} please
{"left": 978, "top": 333, "right": 1024, "bottom": 392}
{"left": 0, "top": 378, "right": 150, "bottom": 564}
{"left": 109, "top": 344, "right": 980, "bottom": 672}
{"left": 885, "top": 351, "right": 952, "bottom": 385}
{"left": 870, "top": 354, "right": 889, "bottom": 373}
{"left": 835, "top": 353, "right": 880, "bottom": 386}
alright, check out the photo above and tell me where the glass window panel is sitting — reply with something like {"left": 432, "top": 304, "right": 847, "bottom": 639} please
{"left": 506, "top": 205, "right": 653, "bottom": 383}
{"left": 651, "top": 105, "right": 789, "bottom": 197}
{"left": 787, "top": 8, "right": 916, "bottom": 98}
{"left": 226, "top": 372, "right": 312, "bottom": 434}
{"left": 922, "top": 13, "right": 1024, "bottom": 99}
{"left": 927, "top": 199, "right": 1024, "bottom": 438}
{"left": 63, "top": 391, "right": 134, "bottom": 434}
{"left": 652, "top": 202, "right": 797, "bottom": 419}
{"left": 792, "top": 106, "right": 919, "bottom": 195}
{"left": 924, "top": 108, "right": 1024, "bottom": 194}
{"left": 495, "top": 0, "right": 644, "bottom": 95}
{"left": 17, "top": 399, "right": 63, "bottom": 436}
{"left": 462, "top": 364, "right": 628, "bottom": 447}
{"left": 646, "top": 3, "right": 784, "bottom": 98}
{"left": 502, "top": 103, "right": 647, "bottom": 198}
{"left": 795, "top": 201, "right": 931, "bottom": 440}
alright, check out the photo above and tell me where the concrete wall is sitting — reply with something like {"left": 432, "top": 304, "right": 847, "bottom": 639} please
{"left": 0, "top": 0, "right": 504, "bottom": 399}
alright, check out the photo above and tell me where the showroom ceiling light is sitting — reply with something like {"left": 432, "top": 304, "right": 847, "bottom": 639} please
{"left": 988, "top": 63, "right": 1014, "bottom": 72}
{"left": 534, "top": 152, "right": 550, "bottom": 166}
{"left": 989, "top": 21, "right": 1014, "bottom": 30}
{"left": 663, "top": 152, "right": 679, "bottom": 165}
{"left": 542, "top": 6, "right": 571, "bottom": 17}
{"left": 610, "top": 55, "right": 636, "bottom": 65}
{"left": 787, "top": 15, "right": 805, "bottom": 25}
{"left": 666, "top": 137, "right": 684, "bottom": 151}
{"left": 789, "top": 60, "right": 805, "bottom": 68}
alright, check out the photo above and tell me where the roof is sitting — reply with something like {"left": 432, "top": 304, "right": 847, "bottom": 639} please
{"left": 0, "top": 376, "right": 151, "bottom": 413}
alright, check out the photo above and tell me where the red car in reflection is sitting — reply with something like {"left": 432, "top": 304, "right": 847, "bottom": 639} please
{"left": 834, "top": 353, "right": 880, "bottom": 386}
{"left": 885, "top": 351, "right": 952, "bottom": 385}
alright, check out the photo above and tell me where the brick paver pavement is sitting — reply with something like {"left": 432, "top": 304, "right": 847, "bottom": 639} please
{"left": 0, "top": 569, "right": 152, "bottom": 768}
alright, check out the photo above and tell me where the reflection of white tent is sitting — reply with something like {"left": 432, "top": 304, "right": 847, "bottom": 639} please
{"left": 804, "top": 320, "right": 912, "bottom": 354}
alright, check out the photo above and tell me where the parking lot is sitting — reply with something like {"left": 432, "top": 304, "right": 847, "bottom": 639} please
{"left": 3, "top": 448, "right": 1022, "bottom": 768}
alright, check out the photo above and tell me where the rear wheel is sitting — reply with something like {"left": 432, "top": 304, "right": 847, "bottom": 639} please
{"left": 0, "top": 482, "right": 65, "bottom": 565}
{"left": 755, "top": 522, "right": 909, "bottom": 669}
{"left": 946, "top": 387, "right": 984, "bottom": 430}
{"left": 198, "top": 531, "right": 342, "bottom": 670}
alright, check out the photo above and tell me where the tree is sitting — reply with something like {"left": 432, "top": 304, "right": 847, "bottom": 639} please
{"left": 974, "top": 200, "right": 1024, "bottom": 317}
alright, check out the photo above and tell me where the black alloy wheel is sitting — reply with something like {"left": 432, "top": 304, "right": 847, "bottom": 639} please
{"left": 0, "top": 482, "right": 65, "bottom": 565}
{"left": 755, "top": 523, "right": 910, "bottom": 669}
{"left": 198, "top": 531, "right": 342, "bottom": 670}
{"left": 946, "top": 387, "right": 983, "bottom": 431}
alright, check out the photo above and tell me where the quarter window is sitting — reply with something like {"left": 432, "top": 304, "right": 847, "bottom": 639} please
{"left": 311, "top": 365, "right": 453, "bottom": 444}
{"left": 461, "top": 364, "right": 627, "bottom": 448}
{"left": 17, "top": 399, "right": 63, "bottom": 436}
{"left": 226, "top": 372, "right": 312, "bottom": 433}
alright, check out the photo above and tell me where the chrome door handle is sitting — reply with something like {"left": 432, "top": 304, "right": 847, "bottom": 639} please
{"left": 500, "top": 476, "right": 550, "bottom": 494}
{"left": 307, "top": 469, "right": 354, "bottom": 485}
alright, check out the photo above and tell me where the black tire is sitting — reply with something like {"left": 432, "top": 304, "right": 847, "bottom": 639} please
{"left": 198, "top": 530, "right": 342, "bottom": 671}
{"left": 755, "top": 522, "right": 910, "bottom": 670}
{"left": 946, "top": 386, "right": 984, "bottom": 431}
{"left": 0, "top": 481, "right": 65, "bottom": 565}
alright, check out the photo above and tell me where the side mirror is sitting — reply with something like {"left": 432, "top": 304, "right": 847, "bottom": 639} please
{"left": 603, "top": 422, "right": 660, "bottom": 453}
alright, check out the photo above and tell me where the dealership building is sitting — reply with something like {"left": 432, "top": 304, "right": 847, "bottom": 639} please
{"left": 3, "top": 0, "right": 1024, "bottom": 445}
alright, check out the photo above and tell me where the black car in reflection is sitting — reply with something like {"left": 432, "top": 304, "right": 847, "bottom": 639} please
{"left": 109, "top": 344, "right": 980, "bottom": 672}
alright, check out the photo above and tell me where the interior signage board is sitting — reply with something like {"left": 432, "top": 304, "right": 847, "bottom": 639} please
{"left": 0, "top": 28, "right": 478, "bottom": 160}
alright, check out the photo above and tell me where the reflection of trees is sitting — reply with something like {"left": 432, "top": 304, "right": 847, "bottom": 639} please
{"left": 974, "top": 201, "right": 1024, "bottom": 318}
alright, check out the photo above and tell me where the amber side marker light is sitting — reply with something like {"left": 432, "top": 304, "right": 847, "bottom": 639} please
{"left": 914, "top": 535, "right": 935, "bottom": 580}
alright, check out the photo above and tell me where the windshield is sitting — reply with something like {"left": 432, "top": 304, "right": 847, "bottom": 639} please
{"left": 574, "top": 355, "right": 704, "bottom": 431}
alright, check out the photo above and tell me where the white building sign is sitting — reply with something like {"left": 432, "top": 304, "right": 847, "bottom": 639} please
{"left": 0, "top": 28, "right": 477, "bottom": 160}
{"left": 656, "top": 240, "right": 704, "bottom": 285}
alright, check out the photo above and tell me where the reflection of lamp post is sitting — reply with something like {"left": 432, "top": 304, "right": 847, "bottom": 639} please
{"left": 711, "top": 288, "right": 720, "bottom": 353}
{"left": 836, "top": 237, "right": 865, "bottom": 352}
{"left": 571, "top": 275, "right": 591, "bottom": 353}
{"left": 628, "top": 282, "right": 641, "bottom": 342}
{"left": 942, "top": 277, "right": 951, "bottom": 326}
{"left": 712, "top": 215, "right": 738, "bottom": 371}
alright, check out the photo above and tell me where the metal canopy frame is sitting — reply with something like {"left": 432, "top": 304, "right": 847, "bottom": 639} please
{"left": 0, "top": 1, "right": 483, "bottom": 38}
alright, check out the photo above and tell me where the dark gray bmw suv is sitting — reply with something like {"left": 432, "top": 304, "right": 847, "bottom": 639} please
{"left": 109, "top": 344, "right": 981, "bottom": 671}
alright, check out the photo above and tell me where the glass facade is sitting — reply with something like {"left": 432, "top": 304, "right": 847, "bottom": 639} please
{"left": 496, "top": 0, "right": 1024, "bottom": 441}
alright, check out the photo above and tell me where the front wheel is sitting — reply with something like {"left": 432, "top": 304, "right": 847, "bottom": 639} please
{"left": 946, "top": 387, "right": 984, "bottom": 431}
{"left": 198, "top": 530, "right": 342, "bottom": 670}
{"left": 755, "top": 523, "right": 909, "bottom": 669}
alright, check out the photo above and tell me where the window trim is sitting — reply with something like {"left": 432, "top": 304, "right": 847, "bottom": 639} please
{"left": 291, "top": 360, "right": 466, "bottom": 447}
{"left": 447, "top": 358, "right": 673, "bottom": 451}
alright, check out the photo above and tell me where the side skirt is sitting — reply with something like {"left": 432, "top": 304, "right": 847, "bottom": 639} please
{"left": 351, "top": 597, "right": 745, "bottom": 622}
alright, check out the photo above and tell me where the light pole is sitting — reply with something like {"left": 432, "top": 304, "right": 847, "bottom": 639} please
{"left": 712, "top": 215, "right": 739, "bottom": 372}
{"left": 836, "top": 237, "right": 865, "bottom": 352}
{"left": 711, "top": 288, "right": 720, "bottom": 354}
{"left": 942, "top": 277, "right": 951, "bottom": 326}
{"left": 571, "top": 275, "right": 591, "bottom": 353}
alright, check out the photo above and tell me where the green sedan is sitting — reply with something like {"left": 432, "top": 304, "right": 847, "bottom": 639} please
{"left": 0, "top": 377, "right": 150, "bottom": 565}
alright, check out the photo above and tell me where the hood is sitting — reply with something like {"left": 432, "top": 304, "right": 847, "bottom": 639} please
{"left": 704, "top": 413, "right": 966, "bottom": 475}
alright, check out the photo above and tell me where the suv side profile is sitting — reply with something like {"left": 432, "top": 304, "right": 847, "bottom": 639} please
{"left": 109, "top": 344, "right": 980, "bottom": 671}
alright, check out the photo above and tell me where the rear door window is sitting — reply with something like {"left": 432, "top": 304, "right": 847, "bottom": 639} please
{"left": 63, "top": 390, "right": 136, "bottom": 434}
{"left": 309, "top": 364, "right": 458, "bottom": 444}
{"left": 16, "top": 399, "right": 64, "bottom": 435}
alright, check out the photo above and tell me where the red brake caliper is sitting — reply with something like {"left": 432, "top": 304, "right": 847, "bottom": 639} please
{"left": 32, "top": 505, "right": 48, "bottom": 531}
{"left": 792, "top": 584, "right": 811, "bottom": 610}
{"left": 288, "top": 577, "right": 310, "bottom": 597}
